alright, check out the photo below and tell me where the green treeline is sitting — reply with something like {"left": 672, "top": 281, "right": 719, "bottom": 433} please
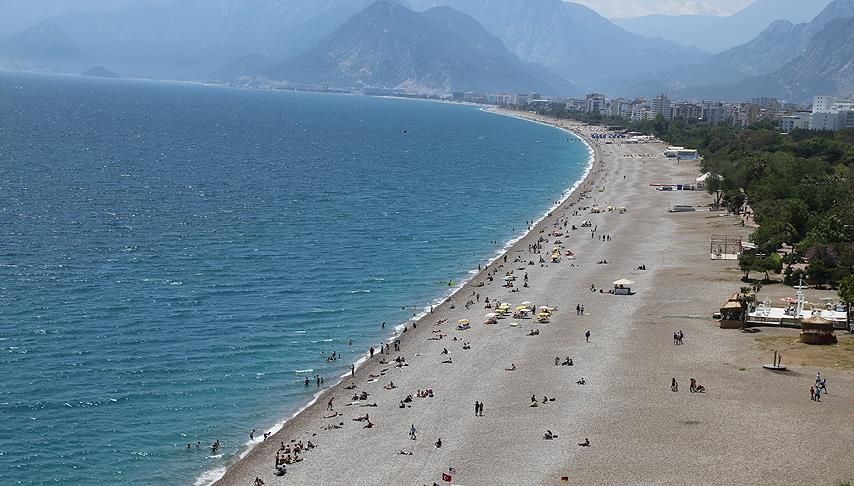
{"left": 533, "top": 104, "right": 854, "bottom": 287}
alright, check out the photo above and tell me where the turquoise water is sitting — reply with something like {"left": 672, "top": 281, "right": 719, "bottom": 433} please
{"left": 0, "top": 72, "right": 590, "bottom": 485}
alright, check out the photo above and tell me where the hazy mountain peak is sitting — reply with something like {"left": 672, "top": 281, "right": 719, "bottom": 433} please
{"left": 261, "top": 1, "right": 568, "bottom": 94}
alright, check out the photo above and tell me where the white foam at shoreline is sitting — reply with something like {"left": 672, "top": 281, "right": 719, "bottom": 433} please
{"left": 194, "top": 109, "right": 595, "bottom": 486}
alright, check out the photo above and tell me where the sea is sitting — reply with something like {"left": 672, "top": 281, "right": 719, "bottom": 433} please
{"left": 0, "top": 72, "right": 591, "bottom": 485}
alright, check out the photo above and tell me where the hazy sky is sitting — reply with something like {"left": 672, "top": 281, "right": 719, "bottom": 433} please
{"left": 574, "top": 0, "right": 753, "bottom": 18}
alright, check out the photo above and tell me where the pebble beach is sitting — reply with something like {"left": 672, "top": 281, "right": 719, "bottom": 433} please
{"left": 214, "top": 110, "right": 854, "bottom": 486}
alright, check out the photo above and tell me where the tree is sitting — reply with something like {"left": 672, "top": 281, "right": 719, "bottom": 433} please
{"left": 807, "top": 261, "right": 833, "bottom": 289}
{"left": 722, "top": 190, "right": 746, "bottom": 214}
{"left": 838, "top": 275, "right": 854, "bottom": 333}
{"left": 739, "top": 254, "right": 756, "bottom": 281}
{"left": 736, "top": 286, "right": 756, "bottom": 330}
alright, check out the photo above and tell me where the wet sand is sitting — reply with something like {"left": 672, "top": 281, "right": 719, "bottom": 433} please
{"left": 214, "top": 110, "right": 854, "bottom": 486}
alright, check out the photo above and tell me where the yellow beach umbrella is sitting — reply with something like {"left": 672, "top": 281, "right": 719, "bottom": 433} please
{"left": 458, "top": 319, "right": 470, "bottom": 324}
{"left": 515, "top": 305, "right": 530, "bottom": 311}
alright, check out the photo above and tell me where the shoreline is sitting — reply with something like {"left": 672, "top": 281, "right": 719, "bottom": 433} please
{"left": 204, "top": 109, "right": 601, "bottom": 485}
{"left": 213, "top": 107, "right": 854, "bottom": 486}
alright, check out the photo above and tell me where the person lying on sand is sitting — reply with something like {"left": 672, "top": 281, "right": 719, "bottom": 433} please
{"left": 543, "top": 430, "right": 557, "bottom": 440}
{"left": 360, "top": 403, "right": 377, "bottom": 407}
{"left": 398, "top": 449, "right": 413, "bottom": 455}
{"left": 576, "top": 378, "right": 586, "bottom": 385}
{"left": 353, "top": 414, "right": 369, "bottom": 422}
{"left": 578, "top": 438, "right": 590, "bottom": 447}
{"left": 505, "top": 364, "right": 516, "bottom": 371}
{"left": 562, "top": 357, "right": 574, "bottom": 366}
{"left": 441, "top": 358, "right": 452, "bottom": 364}
{"left": 384, "top": 382, "right": 396, "bottom": 389}
{"left": 323, "top": 412, "right": 341, "bottom": 419}
{"left": 364, "top": 420, "right": 374, "bottom": 428}
{"left": 344, "top": 383, "right": 357, "bottom": 390}
{"left": 322, "top": 423, "right": 344, "bottom": 430}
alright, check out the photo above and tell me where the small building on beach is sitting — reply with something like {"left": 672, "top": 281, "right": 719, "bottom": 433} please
{"left": 799, "top": 315, "right": 838, "bottom": 345}
{"left": 612, "top": 279, "right": 634, "bottom": 295}
{"left": 719, "top": 297, "right": 745, "bottom": 329}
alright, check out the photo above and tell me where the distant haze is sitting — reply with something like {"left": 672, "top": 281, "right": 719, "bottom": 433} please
{"left": 573, "top": 0, "right": 752, "bottom": 18}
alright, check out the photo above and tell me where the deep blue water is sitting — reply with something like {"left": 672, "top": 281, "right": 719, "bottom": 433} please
{"left": 0, "top": 72, "right": 589, "bottom": 485}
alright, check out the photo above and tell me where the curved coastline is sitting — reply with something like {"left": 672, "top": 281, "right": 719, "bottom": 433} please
{"left": 205, "top": 109, "right": 601, "bottom": 485}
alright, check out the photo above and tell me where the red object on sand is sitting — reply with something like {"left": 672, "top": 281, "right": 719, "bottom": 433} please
{"left": 561, "top": 477, "right": 569, "bottom": 482}
{"left": 442, "top": 472, "right": 453, "bottom": 482}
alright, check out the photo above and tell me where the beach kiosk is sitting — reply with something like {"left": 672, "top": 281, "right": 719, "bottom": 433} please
{"left": 612, "top": 279, "right": 634, "bottom": 295}
{"left": 799, "top": 314, "right": 837, "bottom": 345}
{"left": 719, "top": 297, "right": 744, "bottom": 329}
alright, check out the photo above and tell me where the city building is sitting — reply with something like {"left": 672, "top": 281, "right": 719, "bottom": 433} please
{"left": 585, "top": 93, "right": 606, "bottom": 114}
{"left": 672, "top": 102, "right": 702, "bottom": 122}
{"left": 702, "top": 102, "right": 726, "bottom": 125}
{"left": 650, "top": 94, "right": 672, "bottom": 120}
{"left": 778, "top": 113, "right": 812, "bottom": 133}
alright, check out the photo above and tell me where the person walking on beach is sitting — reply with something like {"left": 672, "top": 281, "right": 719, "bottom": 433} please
{"left": 410, "top": 424, "right": 417, "bottom": 440}
{"left": 576, "top": 304, "right": 581, "bottom": 316}
{"left": 671, "top": 378, "right": 678, "bottom": 392}
{"left": 810, "top": 386, "right": 815, "bottom": 401}
{"left": 326, "top": 397, "right": 334, "bottom": 411}
{"left": 250, "top": 429, "right": 256, "bottom": 440}
{"left": 351, "top": 364, "right": 355, "bottom": 377}
{"left": 580, "top": 305, "right": 584, "bottom": 315}
{"left": 815, "top": 386, "right": 822, "bottom": 402}
{"left": 370, "top": 346, "right": 375, "bottom": 358}
{"left": 585, "top": 330, "right": 591, "bottom": 343}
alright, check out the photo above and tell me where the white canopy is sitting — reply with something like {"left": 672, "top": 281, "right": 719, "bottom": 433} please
{"left": 696, "top": 172, "right": 723, "bottom": 183}
{"left": 613, "top": 279, "right": 635, "bottom": 286}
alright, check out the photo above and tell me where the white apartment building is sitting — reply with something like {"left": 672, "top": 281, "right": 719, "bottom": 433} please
{"left": 650, "top": 94, "right": 672, "bottom": 120}
{"left": 585, "top": 93, "right": 606, "bottom": 113}
{"left": 778, "top": 113, "right": 812, "bottom": 133}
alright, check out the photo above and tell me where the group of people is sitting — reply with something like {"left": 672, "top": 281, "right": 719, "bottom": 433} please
{"left": 671, "top": 377, "right": 705, "bottom": 393}
{"left": 810, "top": 373, "right": 829, "bottom": 401}
{"left": 274, "top": 439, "right": 317, "bottom": 475}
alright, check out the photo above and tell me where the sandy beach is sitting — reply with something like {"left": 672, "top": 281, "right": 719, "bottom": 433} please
{"left": 214, "top": 110, "right": 854, "bottom": 486}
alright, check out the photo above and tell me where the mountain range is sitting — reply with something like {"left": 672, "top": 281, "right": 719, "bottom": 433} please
{"left": 630, "top": 0, "right": 854, "bottom": 102}
{"left": 406, "top": 0, "right": 706, "bottom": 92}
{"left": 615, "top": 0, "right": 833, "bottom": 54}
{"left": 260, "top": 2, "right": 567, "bottom": 94}
{"left": 1, "top": 0, "right": 853, "bottom": 101}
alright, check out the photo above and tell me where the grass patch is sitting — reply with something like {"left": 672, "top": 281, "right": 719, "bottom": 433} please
{"left": 754, "top": 334, "right": 854, "bottom": 371}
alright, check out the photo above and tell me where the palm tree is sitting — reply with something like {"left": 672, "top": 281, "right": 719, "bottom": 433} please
{"left": 736, "top": 286, "right": 756, "bottom": 330}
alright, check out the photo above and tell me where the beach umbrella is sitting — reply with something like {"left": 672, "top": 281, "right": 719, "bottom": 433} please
{"left": 497, "top": 303, "right": 510, "bottom": 309}
{"left": 516, "top": 306, "right": 530, "bottom": 311}
{"left": 501, "top": 276, "right": 514, "bottom": 281}
{"left": 484, "top": 313, "right": 497, "bottom": 318}
{"left": 520, "top": 301, "right": 533, "bottom": 306}
{"left": 537, "top": 312, "right": 550, "bottom": 317}
{"left": 458, "top": 319, "right": 470, "bottom": 324}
